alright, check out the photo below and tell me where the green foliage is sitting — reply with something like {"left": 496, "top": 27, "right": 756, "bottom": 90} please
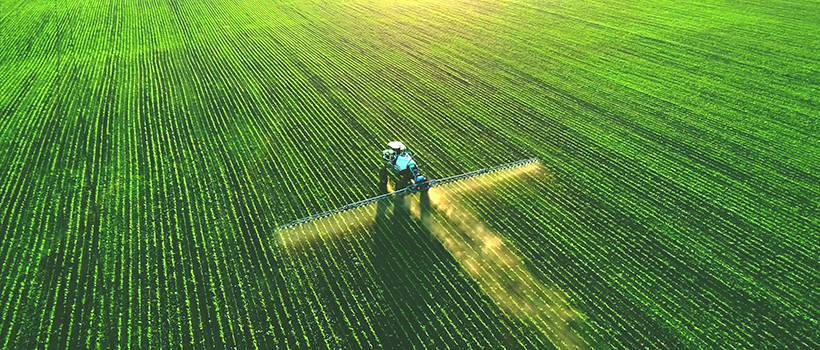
{"left": 0, "top": 0, "right": 818, "bottom": 348}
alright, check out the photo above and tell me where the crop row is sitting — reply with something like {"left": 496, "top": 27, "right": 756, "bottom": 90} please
{"left": 2, "top": 0, "right": 819, "bottom": 348}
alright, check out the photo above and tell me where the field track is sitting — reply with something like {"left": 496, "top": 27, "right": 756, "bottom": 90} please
{"left": 1, "top": 0, "right": 818, "bottom": 348}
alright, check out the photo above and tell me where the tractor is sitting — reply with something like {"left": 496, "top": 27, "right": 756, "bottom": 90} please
{"left": 380, "top": 141, "right": 429, "bottom": 193}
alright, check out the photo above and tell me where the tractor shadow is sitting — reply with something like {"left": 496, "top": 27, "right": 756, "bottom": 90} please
{"left": 368, "top": 184, "right": 531, "bottom": 348}
{"left": 368, "top": 179, "right": 443, "bottom": 347}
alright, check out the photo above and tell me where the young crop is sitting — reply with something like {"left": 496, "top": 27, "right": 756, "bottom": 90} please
{"left": 1, "top": 0, "right": 818, "bottom": 348}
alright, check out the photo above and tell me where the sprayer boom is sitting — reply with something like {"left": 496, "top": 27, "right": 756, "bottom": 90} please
{"left": 274, "top": 158, "right": 539, "bottom": 231}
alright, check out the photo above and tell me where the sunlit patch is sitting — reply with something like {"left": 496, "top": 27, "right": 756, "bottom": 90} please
{"left": 276, "top": 201, "right": 386, "bottom": 250}
{"left": 445, "top": 161, "right": 551, "bottom": 198}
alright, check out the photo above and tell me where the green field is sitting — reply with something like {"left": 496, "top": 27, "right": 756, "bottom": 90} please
{"left": 1, "top": 0, "right": 819, "bottom": 348}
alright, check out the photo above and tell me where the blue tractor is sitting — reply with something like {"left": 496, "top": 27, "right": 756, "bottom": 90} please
{"left": 380, "top": 141, "right": 430, "bottom": 193}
